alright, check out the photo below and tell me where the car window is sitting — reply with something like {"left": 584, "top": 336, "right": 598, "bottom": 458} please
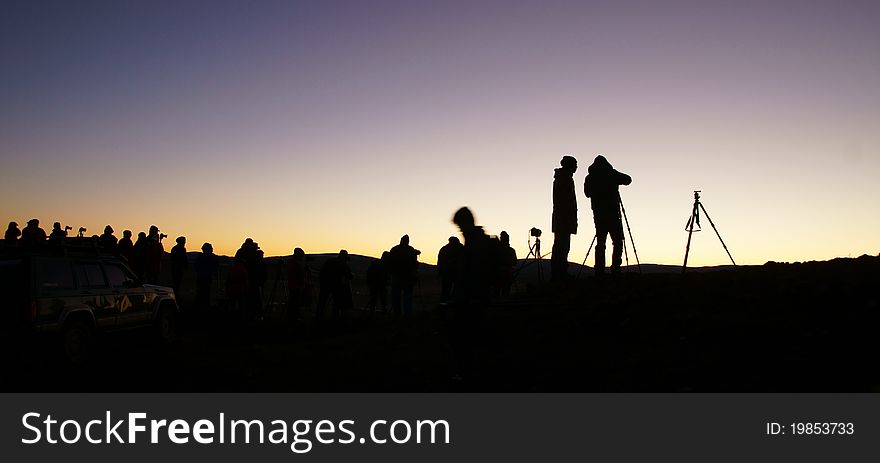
{"left": 103, "top": 264, "right": 131, "bottom": 288}
{"left": 36, "top": 259, "right": 76, "bottom": 290}
{"left": 75, "top": 263, "right": 108, "bottom": 288}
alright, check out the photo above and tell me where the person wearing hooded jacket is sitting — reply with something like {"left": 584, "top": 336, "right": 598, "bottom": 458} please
{"left": 4, "top": 222, "right": 21, "bottom": 243}
{"left": 584, "top": 154, "right": 632, "bottom": 276}
{"left": 551, "top": 155, "right": 578, "bottom": 281}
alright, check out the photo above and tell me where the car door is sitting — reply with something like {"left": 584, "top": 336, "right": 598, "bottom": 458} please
{"left": 102, "top": 261, "right": 149, "bottom": 326}
{"left": 31, "top": 256, "right": 77, "bottom": 330}
{"left": 73, "top": 261, "right": 116, "bottom": 329}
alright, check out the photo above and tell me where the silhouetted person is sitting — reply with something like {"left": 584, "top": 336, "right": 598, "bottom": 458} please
{"left": 366, "top": 251, "right": 390, "bottom": 312}
{"left": 233, "top": 238, "right": 265, "bottom": 319}
{"left": 118, "top": 230, "right": 134, "bottom": 263}
{"left": 170, "top": 236, "right": 188, "bottom": 297}
{"left": 48, "top": 222, "right": 67, "bottom": 244}
{"left": 4, "top": 221, "right": 20, "bottom": 243}
{"left": 437, "top": 236, "right": 463, "bottom": 303}
{"left": 250, "top": 249, "right": 268, "bottom": 320}
{"left": 194, "top": 242, "right": 219, "bottom": 313}
{"left": 584, "top": 154, "right": 632, "bottom": 276}
{"left": 20, "top": 219, "right": 47, "bottom": 247}
{"left": 496, "top": 231, "right": 517, "bottom": 296}
{"left": 235, "top": 238, "right": 258, "bottom": 262}
{"left": 226, "top": 256, "right": 250, "bottom": 317}
{"left": 144, "top": 225, "right": 164, "bottom": 284}
{"left": 450, "top": 207, "right": 494, "bottom": 383}
{"left": 132, "top": 232, "right": 148, "bottom": 279}
{"left": 286, "top": 247, "right": 312, "bottom": 324}
{"left": 99, "top": 225, "right": 117, "bottom": 251}
{"left": 388, "top": 235, "right": 420, "bottom": 317}
{"left": 551, "top": 156, "right": 578, "bottom": 281}
{"left": 316, "top": 250, "right": 354, "bottom": 320}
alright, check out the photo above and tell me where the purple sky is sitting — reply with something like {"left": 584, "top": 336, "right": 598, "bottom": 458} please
{"left": 2, "top": 0, "right": 878, "bottom": 264}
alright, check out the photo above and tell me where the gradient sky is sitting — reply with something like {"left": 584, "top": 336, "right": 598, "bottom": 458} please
{"left": 2, "top": 0, "right": 878, "bottom": 266}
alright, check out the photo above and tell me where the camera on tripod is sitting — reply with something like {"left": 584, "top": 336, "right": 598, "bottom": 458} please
{"left": 64, "top": 225, "right": 72, "bottom": 232}
{"left": 77, "top": 227, "right": 87, "bottom": 238}
{"left": 530, "top": 227, "right": 542, "bottom": 238}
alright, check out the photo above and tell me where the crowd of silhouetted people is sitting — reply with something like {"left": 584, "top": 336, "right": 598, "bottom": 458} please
{"left": 3, "top": 154, "right": 633, "bottom": 383}
{"left": 3, "top": 153, "right": 632, "bottom": 319}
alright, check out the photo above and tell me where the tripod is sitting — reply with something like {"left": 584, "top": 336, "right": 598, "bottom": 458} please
{"left": 682, "top": 190, "right": 736, "bottom": 273}
{"left": 513, "top": 232, "right": 548, "bottom": 282}
{"left": 577, "top": 194, "right": 641, "bottom": 278}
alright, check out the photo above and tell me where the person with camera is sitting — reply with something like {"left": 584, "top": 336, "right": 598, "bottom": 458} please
{"left": 584, "top": 154, "right": 632, "bottom": 276}
{"left": 48, "top": 222, "right": 68, "bottom": 244}
{"left": 144, "top": 225, "right": 165, "bottom": 284}
{"left": 551, "top": 155, "right": 578, "bottom": 281}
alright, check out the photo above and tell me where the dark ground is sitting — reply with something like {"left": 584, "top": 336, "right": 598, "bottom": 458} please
{"left": 6, "top": 254, "right": 880, "bottom": 392}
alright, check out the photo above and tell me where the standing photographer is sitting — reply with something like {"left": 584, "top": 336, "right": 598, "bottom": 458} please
{"left": 551, "top": 156, "right": 578, "bottom": 281}
{"left": 584, "top": 155, "right": 632, "bottom": 276}
{"left": 144, "top": 225, "right": 165, "bottom": 284}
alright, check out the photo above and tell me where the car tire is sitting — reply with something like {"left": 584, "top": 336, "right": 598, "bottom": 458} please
{"left": 61, "top": 320, "right": 93, "bottom": 364}
{"left": 155, "top": 305, "right": 177, "bottom": 342}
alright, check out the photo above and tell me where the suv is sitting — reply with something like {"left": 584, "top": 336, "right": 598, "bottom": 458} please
{"left": 1, "top": 238, "right": 179, "bottom": 362}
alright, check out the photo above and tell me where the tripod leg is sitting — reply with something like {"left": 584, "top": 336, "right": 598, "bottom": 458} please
{"left": 513, "top": 243, "right": 538, "bottom": 277}
{"left": 576, "top": 235, "right": 597, "bottom": 279}
{"left": 682, "top": 201, "right": 700, "bottom": 273}
{"left": 698, "top": 203, "right": 737, "bottom": 267}
{"left": 619, "top": 197, "right": 641, "bottom": 273}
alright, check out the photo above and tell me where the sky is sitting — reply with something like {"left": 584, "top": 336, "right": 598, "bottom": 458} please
{"left": 1, "top": 0, "right": 878, "bottom": 266}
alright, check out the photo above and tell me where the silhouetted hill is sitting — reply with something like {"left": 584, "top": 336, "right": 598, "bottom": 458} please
{"left": 6, "top": 254, "right": 879, "bottom": 392}
{"left": 182, "top": 251, "right": 732, "bottom": 277}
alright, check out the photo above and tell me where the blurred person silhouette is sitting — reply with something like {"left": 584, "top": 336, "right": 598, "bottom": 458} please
{"left": 48, "top": 222, "right": 68, "bottom": 244}
{"left": 20, "top": 219, "right": 47, "bottom": 247}
{"left": 118, "top": 230, "right": 134, "bottom": 262}
{"left": 437, "top": 236, "right": 463, "bottom": 303}
{"left": 316, "top": 250, "right": 354, "bottom": 320}
{"left": 366, "top": 251, "right": 390, "bottom": 312}
{"left": 170, "top": 236, "right": 188, "bottom": 297}
{"left": 286, "top": 247, "right": 312, "bottom": 324}
{"left": 450, "top": 207, "right": 494, "bottom": 383}
{"left": 144, "top": 225, "right": 164, "bottom": 284}
{"left": 496, "top": 231, "right": 517, "bottom": 296}
{"left": 388, "top": 235, "right": 420, "bottom": 317}
{"left": 4, "top": 221, "right": 21, "bottom": 243}
{"left": 584, "top": 154, "right": 632, "bottom": 276}
{"left": 132, "top": 232, "right": 148, "bottom": 279}
{"left": 99, "top": 225, "right": 118, "bottom": 251}
{"left": 551, "top": 156, "right": 578, "bottom": 281}
{"left": 194, "top": 242, "right": 219, "bottom": 313}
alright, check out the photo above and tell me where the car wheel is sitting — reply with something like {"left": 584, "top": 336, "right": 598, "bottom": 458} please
{"left": 155, "top": 306, "right": 177, "bottom": 342}
{"left": 61, "top": 320, "right": 93, "bottom": 364}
